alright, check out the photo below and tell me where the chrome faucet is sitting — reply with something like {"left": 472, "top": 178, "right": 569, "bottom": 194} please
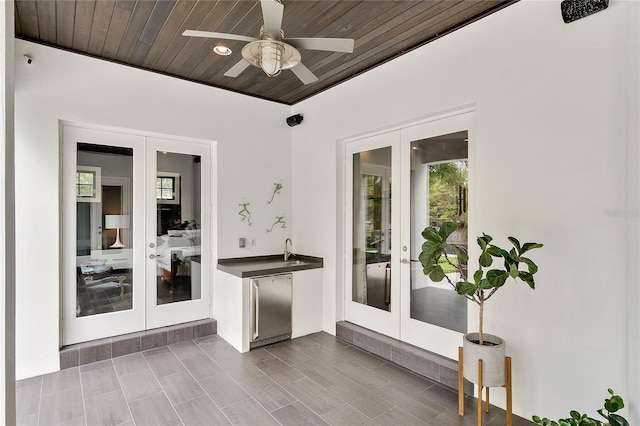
{"left": 284, "top": 238, "right": 292, "bottom": 261}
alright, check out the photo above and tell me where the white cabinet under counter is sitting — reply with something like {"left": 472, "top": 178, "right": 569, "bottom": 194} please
{"left": 216, "top": 270, "right": 250, "bottom": 352}
{"left": 289, "top": 268, "right": 323, "bottom": 338}
{"left": 216, "top": 255, "right": 323, "bottom": 353}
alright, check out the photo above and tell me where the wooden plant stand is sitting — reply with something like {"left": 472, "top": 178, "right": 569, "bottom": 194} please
{"left": 458, "top": 347, "right": 513, "bottom": 426}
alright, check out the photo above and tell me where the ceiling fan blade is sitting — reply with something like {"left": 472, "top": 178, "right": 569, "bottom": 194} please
{"left": 182, "top": 30, "right": 257, "bottom": 43}
{"left": 286, "top": 37, "right": 354, "bottom": 53}
{"left": 290, "top": 63, "right": 318, "bottom": 85}
{"left": 224, "top": 59, "right": 251, "bottom": 78}
{"left": 260, "top": 0, "right": 284, "bottom": 38}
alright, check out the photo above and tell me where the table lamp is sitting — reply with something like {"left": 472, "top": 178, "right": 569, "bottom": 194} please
{"left": 105, "top": 214, "right": 129, "bottom": 248}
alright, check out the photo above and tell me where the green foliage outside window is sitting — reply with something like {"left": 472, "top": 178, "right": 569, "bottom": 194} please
{"left": 76, "top": 171, "right": 95, "bottom": 198}
{"left": 429, "top": 161, "right": 468, "bottom": 225}
{"left": 156, "top": 177, "right": 175, "bottom": 200}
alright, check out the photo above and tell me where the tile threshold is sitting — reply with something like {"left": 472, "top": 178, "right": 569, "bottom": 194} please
{"left": 336, "top": 320, "right": 474, "bottom": 395}
{"left": 59, "top": 318, "right": 217, "bottom": 369}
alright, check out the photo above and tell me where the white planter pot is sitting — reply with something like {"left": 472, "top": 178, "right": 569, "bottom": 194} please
{"left": 462, "top": 332, "right": 506, "bottom": 387}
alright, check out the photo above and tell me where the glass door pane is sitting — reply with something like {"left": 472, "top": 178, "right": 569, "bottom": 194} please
{"left": 76, "top": 144, "right": 134, "bottom": 317}
{"left": 155, "top": 152, "right": 202, "bottom": 305}
{"left": 352, "top": 147, "right": 392, "bottom": 311}
{"left": 409, "top": 132, "right": 468, "bottom": 333}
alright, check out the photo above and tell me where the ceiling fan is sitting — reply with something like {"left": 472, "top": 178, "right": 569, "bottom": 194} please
{"left": 182, "top": 0, "right": 355, "bottom": 84}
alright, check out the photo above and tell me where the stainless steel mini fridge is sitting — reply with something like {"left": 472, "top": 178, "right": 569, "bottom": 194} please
{"left": 250, "top": 273, "right": 292, "bottom": 349}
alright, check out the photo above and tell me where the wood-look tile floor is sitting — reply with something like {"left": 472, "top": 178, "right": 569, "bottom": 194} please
{"left": 16, "top": 332, "right": 534, "bottom": 426}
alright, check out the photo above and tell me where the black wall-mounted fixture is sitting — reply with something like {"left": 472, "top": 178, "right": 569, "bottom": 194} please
{"left": 286, "top": 114, "right": 303, "bottom": 127}
{"left": 561, "top": 0, "right": 608, "bottom": 23}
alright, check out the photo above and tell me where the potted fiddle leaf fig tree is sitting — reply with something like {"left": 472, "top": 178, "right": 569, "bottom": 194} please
{"left": 419, "top": 221, "right": 543, "bottom": 387}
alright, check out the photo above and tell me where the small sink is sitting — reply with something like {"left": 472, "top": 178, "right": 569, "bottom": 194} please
{"left": 218, "top": 254, "right": 323, "bottom": 278}
{"left": 236, "top": 259, "right": 309, "bottom": 268}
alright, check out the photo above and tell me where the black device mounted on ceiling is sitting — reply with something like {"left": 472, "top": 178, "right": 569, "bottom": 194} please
{"left": 286, "top": 114, "right": 303, "bottom": 127}
{"left": 560, "top": 0, "right": 608, "bottom": 23}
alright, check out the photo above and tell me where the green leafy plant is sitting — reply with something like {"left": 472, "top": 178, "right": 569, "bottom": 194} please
{"left": 418, "top": 221, "right": 543, "bottom": 345}
{"left": 532, "top": 389, "right": 629, "bottom": 426}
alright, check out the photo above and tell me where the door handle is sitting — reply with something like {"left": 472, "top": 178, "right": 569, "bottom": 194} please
{"left": 401, "top": 258, "right": 410, "bottom": 264}
{"left": 149, "top": 254, "right": 159, "bottom": 259}
{"left": 252, "top": 282, "right": 260, "bottom": 341}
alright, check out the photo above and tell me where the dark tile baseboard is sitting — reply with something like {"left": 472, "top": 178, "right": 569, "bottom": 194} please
{"left": 59, "top": 319, "right": 217, "bottom": 369}
{"left": 336, "top": 321, "right": 474, "bottom": 395}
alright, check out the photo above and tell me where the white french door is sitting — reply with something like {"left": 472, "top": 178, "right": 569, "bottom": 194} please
{"left": 399, "top": 111, "right": 474, "bottom": 360}
{"left": 63, "top": 126, "right": 145, "bottom": 344}
{"left": 62, "top": 125, "right": 213, "bottom": 345}
{"left": 145, "top": 137, "right": 212, "bottom": 329}
{"left": 344, "top": 110, "right": 474, "bottom": 359}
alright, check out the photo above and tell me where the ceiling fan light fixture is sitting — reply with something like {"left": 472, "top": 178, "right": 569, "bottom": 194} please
{"left": 241, "top": 40, "right": 302, "bottom": 78}
{"left": 213, "top": 45, "right": 232, "bottom": 56}
{"left": 259, "top": 41, "right": 284, "bottom": 77}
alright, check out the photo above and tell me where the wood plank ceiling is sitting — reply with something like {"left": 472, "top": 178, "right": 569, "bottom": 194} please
{"left": 15, "top": 0, "right": 515, "bottom": 105}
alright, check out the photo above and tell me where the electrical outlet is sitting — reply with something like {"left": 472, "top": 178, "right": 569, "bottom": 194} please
{"left": 251, "top": 238, "right": 256, "bottom": 247}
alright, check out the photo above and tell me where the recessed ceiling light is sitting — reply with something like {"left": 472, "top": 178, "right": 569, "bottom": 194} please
{"left": 213, "top": 45, "right": 232, "bottom": 56}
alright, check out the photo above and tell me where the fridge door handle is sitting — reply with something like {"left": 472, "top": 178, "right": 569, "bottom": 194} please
{"left": 384, "top": 263, "right": 391, "bottom": 305}
{"left": 252, "top": 281, "right": 260, "bottom": 341}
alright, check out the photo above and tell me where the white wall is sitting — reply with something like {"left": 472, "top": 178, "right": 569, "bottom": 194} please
{"left": 293, "top": 0, "right": 638, "bottom": 423}
{"left": 14, "top": 40, "right": 292, "bottom": 379}
{"left": 1, "top": 1, "right": 15, "bottom": 423}
{"left": 626, "top": 2, "right": 640, "bottom": 422}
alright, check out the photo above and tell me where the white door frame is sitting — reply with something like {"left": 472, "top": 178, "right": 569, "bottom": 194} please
{"left": 342, "top": 108, "right": 475, "bottom": 359}
{"left": 62, "top": 123, "right": 217, "bottom": 345}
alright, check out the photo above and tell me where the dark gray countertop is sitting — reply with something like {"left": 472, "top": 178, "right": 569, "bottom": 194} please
{"left": 217, "top": 254, "right": 323, "bottom": 278}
